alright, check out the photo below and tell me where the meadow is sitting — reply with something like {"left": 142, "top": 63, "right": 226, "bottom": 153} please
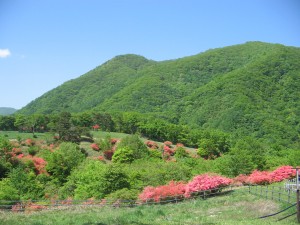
{"left": 0, "top": 189, "right": 297, "bottom": 225}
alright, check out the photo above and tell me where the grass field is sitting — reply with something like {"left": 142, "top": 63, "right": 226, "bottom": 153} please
{"left": 0, "top": 190, "right": 297, "bottom": 225}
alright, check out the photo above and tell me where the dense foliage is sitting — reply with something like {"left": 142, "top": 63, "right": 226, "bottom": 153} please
{"left": 15, "top": 42, "right": 300, "bottom": 149}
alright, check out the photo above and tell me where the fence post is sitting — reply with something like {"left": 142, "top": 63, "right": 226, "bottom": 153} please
{"left": 295, "top": 167, "right": 300, "bottom": 223}
{"left": 278, "top": 188, "right": 281, "bottom": 202}
{"left": 297, "top": 189, "right": 300, "bottom": 223}
{"left": 271, "top": 186, "right": 274, "bottom": 200}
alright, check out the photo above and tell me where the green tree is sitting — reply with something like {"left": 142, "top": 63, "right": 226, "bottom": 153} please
{"left": 0, "top": 178, "right": 19, "bottom": 205}
{"left": 112, "top": 147, "right": 135, "bottom": 163}
{"left": 45, "top": 142, "right": 85, "bottom": 184}
{"left": 8, "top": 168, "right": 45, "bottom": 200}
{"left": 116, "top": 134, "right": 149, "bottom": 160}
{"left": 55, "top": 112, "right": 81, "bottom": 143}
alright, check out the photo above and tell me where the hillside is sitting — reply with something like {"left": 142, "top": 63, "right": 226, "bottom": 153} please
{"left": 17, "top": 42, "right": 300, "bottom": 146}
{"left": 0, "top": 107, "right": 17, "bottom": 115}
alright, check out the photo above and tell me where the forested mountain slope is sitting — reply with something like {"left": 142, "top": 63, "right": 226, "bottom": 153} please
{"left": 0, "top": 107, "right": 17, "bottom": 115}
{"left": 18, "top": 54, "right": 155, "bottom": 114}
{"left": 18, "top": 42, "right": 300, "bottom": 145}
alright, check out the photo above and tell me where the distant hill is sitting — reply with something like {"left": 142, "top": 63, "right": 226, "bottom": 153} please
{"left": 17, "top": 42, "right": 300, "bottom": 146}
{"left": 0, "top": 107, "right": 17, "bottom": 115}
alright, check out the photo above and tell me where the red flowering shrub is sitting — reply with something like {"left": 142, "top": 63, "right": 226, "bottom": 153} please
{"left": 270, "top": 165, "right": 296, "bottom": 182}
{"left": 184, "top": 174, "right": 232, "bottom": 198}
{"left": 98, "top": 156, "right": 105, "bottom": 161}
{"left": 83, "top": 198, "right": 95, "bottom": 205}
{"left": 60, "top": 197, "right": 73, "bottom": 205}
{"left": 32, "top": 157, "right": 47, "bottom": 174}
{"left": 139, "top": 181, "right": 186, "bottom": 203}
{"left": 232, "top": 166, "right": 297, "bottom": 186}
{"left": 25, "top": 138, "right": 34, "bottom": 146}
{"left": 232, "top": 174, "right": 249, "bottom": 186}
{"left": 90, "top": 143, "right": 100, "bottom": 151}
{"left": 103, "top": 150, "right": 114, "bottom": 160}
{"left": 246, "top": 170, "right": 272, "bottom": 185}
{"left": 110, "top": 138, "right": 118, "bottom": 145}
{"left": 17, "top": 153, "right": 24, "bottom": 159}
{"left": 145, "top": 140, "right": 159, "bottom": 149}
{"left": 163, "top": 145, "right": 175, "bottom": 156}
{"left": 11, "top": 203, "right": 22, "bottom": 213}
{"left": 92, "top": 124, "right": 100, "bottom": 130}
{"left": 20, "top": 155, "right": 47, "bottom": 174}
{"left": 25, "top": 203, "right": 47, "bottom": 212}
{"left": 138, "top": 174, "right": 232, "bottom": 203}
{"left": 12, "top": 147, "right": 22, "bottom": 155}
{"left": 176, "top": 143, "right": 184, "bottom": 147}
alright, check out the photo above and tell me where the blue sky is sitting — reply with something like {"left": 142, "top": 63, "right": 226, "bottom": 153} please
{"left": 0, "top": 0, "right": 299, "bottom": 109}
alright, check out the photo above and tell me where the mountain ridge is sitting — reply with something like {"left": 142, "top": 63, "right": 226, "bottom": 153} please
{"left": 0, "top": 107, "right": 17, "bottom": 115}
{"left": 16, "top": 42, "right": 300, "bottom": 146}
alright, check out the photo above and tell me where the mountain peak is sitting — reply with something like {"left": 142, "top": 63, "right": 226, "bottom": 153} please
{"left": 104, "top": 54, "right": 154, "bottom": 70}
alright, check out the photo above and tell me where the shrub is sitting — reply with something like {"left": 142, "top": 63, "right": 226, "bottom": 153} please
{"left": 117, "top": 135, "right": 149, "bottom": 160}
{"left": 105, "top": 188, "right": 139, "bottom": 205}
{"left": 103, "top": 150, "right": 114, "bottom": 160}
{"left": 145, "top": 140, "right": 159, "bottom": 149}
{"left": 174, "top": 146, "right": 190, "bottom": 159}
{"left": 97, "top": 135, "right": 112, "bottom": 151}
{"left": 28, "top": 146, "right": 39, "bottom": 156}
{"left": 270, "top": 165, "right": 296, "bottom": 182}
{"left": 45, "top": 142, "right": 85, "bottom": 184}
{"left": 0, "top": 179, "right": 19, "bottom": 207}
{"left": 90, "top": 143, "right": 100, "bottom": 151}
{"left": 164, "top": 141, "right": 172, "bottom": 147}
{"left": 112, "top": 147, "right": 135, "bottom": 163}
{"left": 25, "top": 138, "right": 35, "bottom": 146}
{"left": 138, "top": 181, "right": 186, "bottom": 203}
{"left": 246, "top": 170, "right": 272, "bottom": 185}
{"left": 184, "top": 174, "right": 232, "bottom": 198}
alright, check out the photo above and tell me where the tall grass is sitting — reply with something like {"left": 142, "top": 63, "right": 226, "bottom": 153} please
{"left": 0, "top": 190, "right": 297, "bottom": 225}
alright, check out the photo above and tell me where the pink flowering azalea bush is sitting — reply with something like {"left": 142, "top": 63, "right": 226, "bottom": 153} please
{"left": 139, "top": 174, "right": 232, "bottom": 203}
{"left": 90, "top": 143, "right": 100, "bottom": 151}
{"left": 138, "top": 181, "right": 186, "bottom": 203}
{"left": 145, "top": 140, "right": 159, "bottom": 149}
{"left": 246, "top": 170, "right": 272, "bottom": 185}
{"left": 235, "top": 166, "right": 296, "bottom": 185}
{"left": 184, "top": 174, "right": 232, "bottom": 198}
{"left": 270, "top": 165, "right": 296, "bottom": 182}
{"left": 92, "top": 124, "right": 100, "bottom": 130}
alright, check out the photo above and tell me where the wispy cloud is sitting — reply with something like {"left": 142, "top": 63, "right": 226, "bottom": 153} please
{"left": 0, "top": 49, "right": 11, "bottom": 58}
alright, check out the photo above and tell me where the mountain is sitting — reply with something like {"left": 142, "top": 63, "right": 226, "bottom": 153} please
{"left": 18, "top": 54, "right": 155, "bottom": 114}
{"left": 0, "top": 107, "right": 17, "bottom": 115}
{"left": 17, "top": 42, "right": 300, "bottom": 145}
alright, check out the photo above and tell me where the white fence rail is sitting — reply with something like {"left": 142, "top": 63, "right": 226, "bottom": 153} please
{"left": 285, "top": 178, "right": 300, "bottom": 192}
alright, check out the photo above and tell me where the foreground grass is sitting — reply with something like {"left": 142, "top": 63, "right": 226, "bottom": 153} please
{"left": 0, "top": 190, "right": 297, "bottom": 225}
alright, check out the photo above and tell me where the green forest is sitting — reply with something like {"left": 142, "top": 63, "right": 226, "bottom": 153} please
{"left": 16, "top": 42, "right": 300, "bottom": 149}
{"left": 1, "top": 42, "right": 300, "bottom": 216}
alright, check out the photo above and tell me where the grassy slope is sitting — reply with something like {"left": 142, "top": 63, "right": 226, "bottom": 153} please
{"left": 0, "top": 190, "right": 297, "bottom": 225}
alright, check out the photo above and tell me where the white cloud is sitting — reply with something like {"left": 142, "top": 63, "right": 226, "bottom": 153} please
{"left": 0, "top": 49, "right": 11, "bottom": 58}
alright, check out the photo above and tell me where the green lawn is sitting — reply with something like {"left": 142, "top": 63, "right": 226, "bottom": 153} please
{"left": 0, "top": 131, "right": 51, "bottom": 140}
{"left": 0, "top": 190, "right": 297, "bottom": 225}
